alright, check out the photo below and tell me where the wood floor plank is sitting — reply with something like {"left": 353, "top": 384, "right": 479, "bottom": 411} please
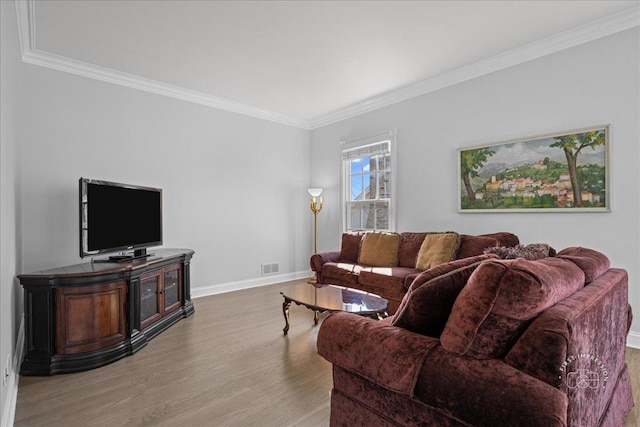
{"left": 14, "top": 279, "right": 639, "bottom": 426}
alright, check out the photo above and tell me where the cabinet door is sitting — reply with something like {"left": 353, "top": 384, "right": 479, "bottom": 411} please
{"left": 56, "top": 281, "right": 127, "bottom": 355}
{"left": 163, "top": 265, "right": 182, "bottom": 314}
{"left": 140, "top": 270, "right": 162, "bottom": 330}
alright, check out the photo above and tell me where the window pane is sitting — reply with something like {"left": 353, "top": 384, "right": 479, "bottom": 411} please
{"left": 362, "top": 202, "right": 375, "bottom": 229}
{"left": 348, "top": 203, "right": 362, "bottom": 229}
{"left": 350, "top": 172, "right": 363, "bottom": 201}
{"left": 380, "top": 172, "right": 391, "bottom": 198}
{"left": 369, "top": 156, "right": 378, "bottom": 172}
{"left": 374, "top": 201, "right": 389, "bottom": 230}
{"left": 379, "top": 154, "right": 391, "bottom": 171}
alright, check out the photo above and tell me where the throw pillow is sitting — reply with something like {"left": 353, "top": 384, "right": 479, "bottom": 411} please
{"left": 484, "top": 243, "right": 555, "bottom": 260}
{"left": 397, "top": 232, "right": 428, "bottom": 268}
{"left": 440, "top": 257, "right": 585, "bottom": 359}
{"left": 357, "top": 232, "right": 400, "bottom": 267}
{"left": 338, "top": 232, "right": 365, "bottom": 263}
{"left": 392, "top": 258, "right": 490, "bottom": 337}
{"left": 415, "top": 232, "right": 460, "bottom": 270}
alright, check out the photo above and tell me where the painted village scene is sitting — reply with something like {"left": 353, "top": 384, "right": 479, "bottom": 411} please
{"left": 459, "top": 128, "right": 608, "bottom": 211}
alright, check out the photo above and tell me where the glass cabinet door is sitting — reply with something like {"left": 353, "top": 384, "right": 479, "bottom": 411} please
{"left": 140, "top": 271, "right": 161, "bottom": 329}
{"left": 163, "top": 267, "right": 181, "bottom": 313}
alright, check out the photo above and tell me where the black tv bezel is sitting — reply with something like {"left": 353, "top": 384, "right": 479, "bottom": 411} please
{"left": 79, "top": 177, "right": 163, "bottom": 258}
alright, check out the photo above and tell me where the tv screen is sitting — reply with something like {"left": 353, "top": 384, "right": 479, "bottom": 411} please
{"left": 80, "top": 178, "right": 162, "bottom": 258}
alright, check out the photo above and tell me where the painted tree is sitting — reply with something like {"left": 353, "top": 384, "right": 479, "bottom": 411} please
{"left": 550, "top": 130, "right": 605, "bottom": 207}
{"left": 460, "top": 148, "right": 494, "bottom": 201}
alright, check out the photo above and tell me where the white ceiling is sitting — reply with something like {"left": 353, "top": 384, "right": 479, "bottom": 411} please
{"left": 28, "top": 0, "right": 639, "bottom": 128}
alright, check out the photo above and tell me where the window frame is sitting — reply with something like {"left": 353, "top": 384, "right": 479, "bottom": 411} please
{"left": 340, "top": 129, "right": 397, "bottom": 232}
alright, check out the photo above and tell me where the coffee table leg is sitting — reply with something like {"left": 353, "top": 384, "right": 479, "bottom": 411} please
{"left": 282, "top": 299, "right": 291, "bottom": 335}
{"left": 314, "top": 310, "right": 319, "bottom": 325}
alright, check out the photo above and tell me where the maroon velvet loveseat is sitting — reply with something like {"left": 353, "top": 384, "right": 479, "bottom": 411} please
{"left": 318, "top": 247, "right": 634, "bottom": 426}
{"left": 310, "top": 231, "right": 519, "bottom": 314}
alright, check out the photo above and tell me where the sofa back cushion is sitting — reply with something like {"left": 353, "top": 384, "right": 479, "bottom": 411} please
{"left": 392, "top": 255, "right": 495, "bottom": 337}
{"left": 358, "top": 232, "right": 401, "bottom": 267}
{"left": 556, "top": 246, "right": 610, "bottom": 284}
{"left": 415, "top": 232, "right": 460, "bottom": 270}
{"left": 440, "top": 257, "right": 585, "bottom": 359}
{"left": 456, "top": 234, "right": 500, "bottom": 259}
{"left": 482, "top": 232, "right": 520, "bottom": 248}
{"left": 338, "top": 232, "right": 365, "bottom": 263}
{"left": 397, "top": 232, "right": 428, "bottom": 267}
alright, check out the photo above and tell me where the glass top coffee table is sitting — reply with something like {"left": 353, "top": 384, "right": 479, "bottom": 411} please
{"left": 280, "top": 283, "right": 388, "bottom": 335}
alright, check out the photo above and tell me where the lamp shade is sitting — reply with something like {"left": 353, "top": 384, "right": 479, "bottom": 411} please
{"left": 308, "top": 188, "right": 323, "bottom": 197}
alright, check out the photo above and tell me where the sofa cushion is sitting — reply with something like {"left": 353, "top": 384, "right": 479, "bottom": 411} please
{"left": 415, "top": 232, "right": 460, "bottom": 270}
{"left": 358, "top": 232, "right": 401, "bottom": 267}
{"left": 482, "top": 232, "right": 520, "bottom": 247}
{"left": 556, "top": 246, "right": 610, "bottom": 284}
{"left": 440, "top": 257, "right": 585, "bottom": 359}
{"left": 397, "top": 232, "right": 428, "bottom": 268}
{"left": 392, "top": 258, "right": 489, "bottom": 337}
{"left": 456, "top": 234, "right": 500, "bottom": 259}
{"left": 356, "top": 273, "right": 410, "bottom": 315}
{"left": 359, "top": 267, "right": 421, "bottom": 289}
{"left": 322, "top": 262, "right": 363, "bottom": 286}
{"left": 338, "top": 232, "right": 365, "bottom": 263}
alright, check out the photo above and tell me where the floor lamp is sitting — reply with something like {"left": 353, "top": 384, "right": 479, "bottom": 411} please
{"left": 308, "top": 188, "right": 323, "bottom": 284}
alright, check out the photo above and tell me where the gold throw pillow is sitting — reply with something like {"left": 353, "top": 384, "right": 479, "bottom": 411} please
{"left": 358, "top": 232, "right": 400, "bottom": 267}
{"left": 415, "top": 232, "right": 460, "bottom": 270}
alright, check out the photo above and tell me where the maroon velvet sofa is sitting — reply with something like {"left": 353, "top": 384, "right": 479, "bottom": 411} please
{"left": 317, "top": 247, "right": 634, "bottom": 426}
{"left": 310, "top": 231, "right": 519, "bottom": 314}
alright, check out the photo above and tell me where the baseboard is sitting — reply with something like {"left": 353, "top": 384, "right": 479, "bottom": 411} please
{"left": 627, "top": 330, "right": 640, "bottom": 349}
{"left": 1, "top": 315, "right": 24, "bottom": 427}
{"left": 191, "top": 270, "right": 312, "bottom": 298}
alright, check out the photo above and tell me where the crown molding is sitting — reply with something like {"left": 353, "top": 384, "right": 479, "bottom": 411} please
{"left": 309, "top": 6, "right": 640, "bottom": 129}
{"left": 14, "top": 1, "right": 639, "bottom": 131}
{"left": 14, "top": 0, "right": 310, "bottom": 130}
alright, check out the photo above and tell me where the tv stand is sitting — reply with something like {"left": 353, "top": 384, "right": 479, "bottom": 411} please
{"left": 18, "top": 248, "right": 194, "bottom": 375}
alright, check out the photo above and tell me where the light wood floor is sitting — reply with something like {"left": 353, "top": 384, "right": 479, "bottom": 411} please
{"left": 14, "top": 279, "right": 640, "bottom": 426}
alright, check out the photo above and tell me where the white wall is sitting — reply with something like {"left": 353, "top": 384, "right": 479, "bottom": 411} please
{"left": 311, "top": 28, "right": 640, "bottom": 343}
{"left": 0, "top": 1, "right": 23, "bottom": 424}
{"left": 20, "top": 63, "right": 312, "bottom": 294}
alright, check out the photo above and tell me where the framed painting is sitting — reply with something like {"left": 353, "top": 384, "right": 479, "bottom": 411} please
{"left": 457, "top": 125, "right": 610, "bottom": 212}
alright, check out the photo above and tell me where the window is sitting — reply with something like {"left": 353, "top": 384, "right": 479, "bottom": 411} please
{"left": 341, "top": 130, "right": 396, "bottom": 231}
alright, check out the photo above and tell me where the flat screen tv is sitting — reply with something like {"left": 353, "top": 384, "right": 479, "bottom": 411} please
{"left": 79, "top": 178, "right": 162, "bottom": 260}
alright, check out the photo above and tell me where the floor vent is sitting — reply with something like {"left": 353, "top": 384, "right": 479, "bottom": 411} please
{"left": 261, "top": 263, "right": 279, "bottom": 276}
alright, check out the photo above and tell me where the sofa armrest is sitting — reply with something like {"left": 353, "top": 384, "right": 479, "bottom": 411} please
{"left": 505, "top": 268, "right": 629, "bottom": 392}
{"left": 317, "top": 312, "right": 439, "bottom": 396}
{"left": 416, "top": 346, "right": 567, "bottom": 426}
{"left": 310, "top": 251, "right": 340, "bottom": 273}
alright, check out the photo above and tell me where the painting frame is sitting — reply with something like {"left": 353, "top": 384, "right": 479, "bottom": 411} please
{"left": 457, "top": 125, "right": 610, "bottom": 213}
